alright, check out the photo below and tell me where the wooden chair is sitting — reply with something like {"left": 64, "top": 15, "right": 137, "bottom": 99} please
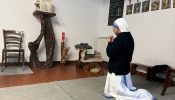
{"left": 161, "top": 67, "right": 175, "bottom": 96}
{"left": 1, "top": 30, "right": 25, "bottom": 72}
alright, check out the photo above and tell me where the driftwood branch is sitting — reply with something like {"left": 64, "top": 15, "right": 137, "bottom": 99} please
{"left": 60, "top": 41, "right": 70, "bottom": 65}
{"left": 28, "top": 11, "right": 56, "bottom": 68}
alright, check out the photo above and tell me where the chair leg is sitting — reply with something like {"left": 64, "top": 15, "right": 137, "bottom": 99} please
{"left": 161, "top": 79, "right": 169, "bottom": 96}
{"left": 5, "top": 52, "right": 7, "bottom": 68}
{"left": 18, "top": 52, "right": 21, "bottom": 67}
{"left": 150, "top": 69, "right": 153, "bottom": 82}
{"left": 22, "top": 51, "right": 25, "bottom": 71}
{"left": 161, "top": 68, "right": 170, "bottom": 96}
{"left": 153, "top": 73, "right": 156, "bottom": 81}
{"left": 1, "top": 51, "right": 4, "bottom": 72}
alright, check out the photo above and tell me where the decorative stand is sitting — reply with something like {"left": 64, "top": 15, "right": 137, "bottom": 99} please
{"left": 75, "top": 49, "right": 104, "bottom": 76}
{"left": 84, "top": 63, "right": 104, "bottom": 76}
{"left": 60, "top": 41, "right": 70, "bottom": 65}
{"left": 61, "top": 32, "right": 65, "bottom": 56}
{"left": 28, "top": 11, "right": 56, "bottom": 68}
{"left": 76, "top": 49, "right": 84, "bottom": 69}
{"left": 61, "top": 41, "right": 64, "bottom": 57}
{"left": 75, "top": 43, "right": 92, "bottom": 69}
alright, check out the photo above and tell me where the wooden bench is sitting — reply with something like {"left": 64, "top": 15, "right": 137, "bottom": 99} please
{"left": 130, "top": 63, "right": 152, "bottom": 78}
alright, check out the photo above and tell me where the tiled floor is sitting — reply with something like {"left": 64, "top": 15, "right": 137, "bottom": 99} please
{"left": 0, "top": 62, "right": 108, "bottom": 88}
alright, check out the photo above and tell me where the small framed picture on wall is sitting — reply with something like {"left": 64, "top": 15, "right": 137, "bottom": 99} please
{"left": 142, "top": 0, "right": 150, "bottom": 13}
{"left": 161, "top": 0, "right": 171, "bottom": 9}
{"left": 151, "top": 0, "right": 160, "bottom": 11}
{"left": 126, "top": 4, "right": 133, "bottom": 15}
{"left": 174, "top": 0, "right": 175, "bottom": 8}
{"left": 39, "top": 0, "right": 52, "bottom": 13}
{"left": 134, "top": 2, "right": 141, "bottom": 14}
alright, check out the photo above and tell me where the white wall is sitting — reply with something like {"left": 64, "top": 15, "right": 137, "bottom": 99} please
{"left": 99, "top": 0, "right": 113, "bottom": 37}
{"left": 0, "top": 0, "right": 102, "bottom": 62}
{"left": 99, "top": 0, "right": 175, "bottom": 68}
{"left": 1, "top": 0, "right": 174, "bottom": 67}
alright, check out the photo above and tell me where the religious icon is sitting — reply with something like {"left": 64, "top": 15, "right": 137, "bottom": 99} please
{"left": 134, "top": 2, "right": 141, "bottom": 14}
{"left": 151, "top": 0, "right": 160, "bottom": 11}
{"left": 142, "top": 0, "right": 150, "bottom": 13}
{"left": 161, "top": 0, "right": 171, "bottom": 9}
{"left": 44, "top": 3, "right": 49, "bottom": 12}
{"left": 126, "top": 4, "right": 133, "bottom": 15}
{"left": 39, "top": 0, "right": 52, "bottom": 12}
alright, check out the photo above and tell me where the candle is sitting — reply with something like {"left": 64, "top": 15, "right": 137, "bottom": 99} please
{"left": 62, "top": 32, "right": 65, "bottom": 41}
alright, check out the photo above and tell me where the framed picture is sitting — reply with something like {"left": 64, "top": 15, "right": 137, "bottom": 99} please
{"left": 161, "top": 0, "right": 171, "bottom": 9}
{"left": 151, "top": 0, "right": 160, "bottom": 11}
{"left": 39, "top": 0, "right": 52, "bottom": 13}
{"left": 134, "top": 2, "right": 141, "bottom": 14}
{"left": 126, "top": 4, "right": 133, "bottom": 15}
{"left": 174, "top": 0, "right": 175, "bottom": 8}
{"left": 142, "top": 0, "right": 150, "bottom": 13}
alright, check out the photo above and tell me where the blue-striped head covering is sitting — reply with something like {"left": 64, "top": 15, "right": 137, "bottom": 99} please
{"left": 112, "top": 18, "right": 129, "bottom": 32}
{"left": 113, "top": 23, "right": 119, "bottom": 29}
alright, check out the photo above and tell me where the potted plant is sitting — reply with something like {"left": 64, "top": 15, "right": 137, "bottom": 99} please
{"left": 75, "top": 43, "right": 92, "bottom": 50}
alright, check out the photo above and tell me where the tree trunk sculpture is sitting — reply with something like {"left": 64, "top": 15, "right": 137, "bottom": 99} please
{"left": 28, "top": 11, "right": 56, "bottom": 68}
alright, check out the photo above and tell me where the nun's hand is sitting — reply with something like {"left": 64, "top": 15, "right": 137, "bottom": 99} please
{"left": 107, "top": 36, "right": 114, "bottom": 42}
{"left": 111, "top": 36, "right": 114, "bottom": 42}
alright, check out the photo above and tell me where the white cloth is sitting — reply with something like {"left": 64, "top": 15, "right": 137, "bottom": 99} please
{"left": 104, "top": 72, "right": 155, "bottom": 100}
{"left": 113, "top": 18, "right": 129, "bottom": 32}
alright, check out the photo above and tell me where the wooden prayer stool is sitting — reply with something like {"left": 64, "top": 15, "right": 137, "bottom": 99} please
{"left": 130, "top": 63, "right": 152, "bottom": 78}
